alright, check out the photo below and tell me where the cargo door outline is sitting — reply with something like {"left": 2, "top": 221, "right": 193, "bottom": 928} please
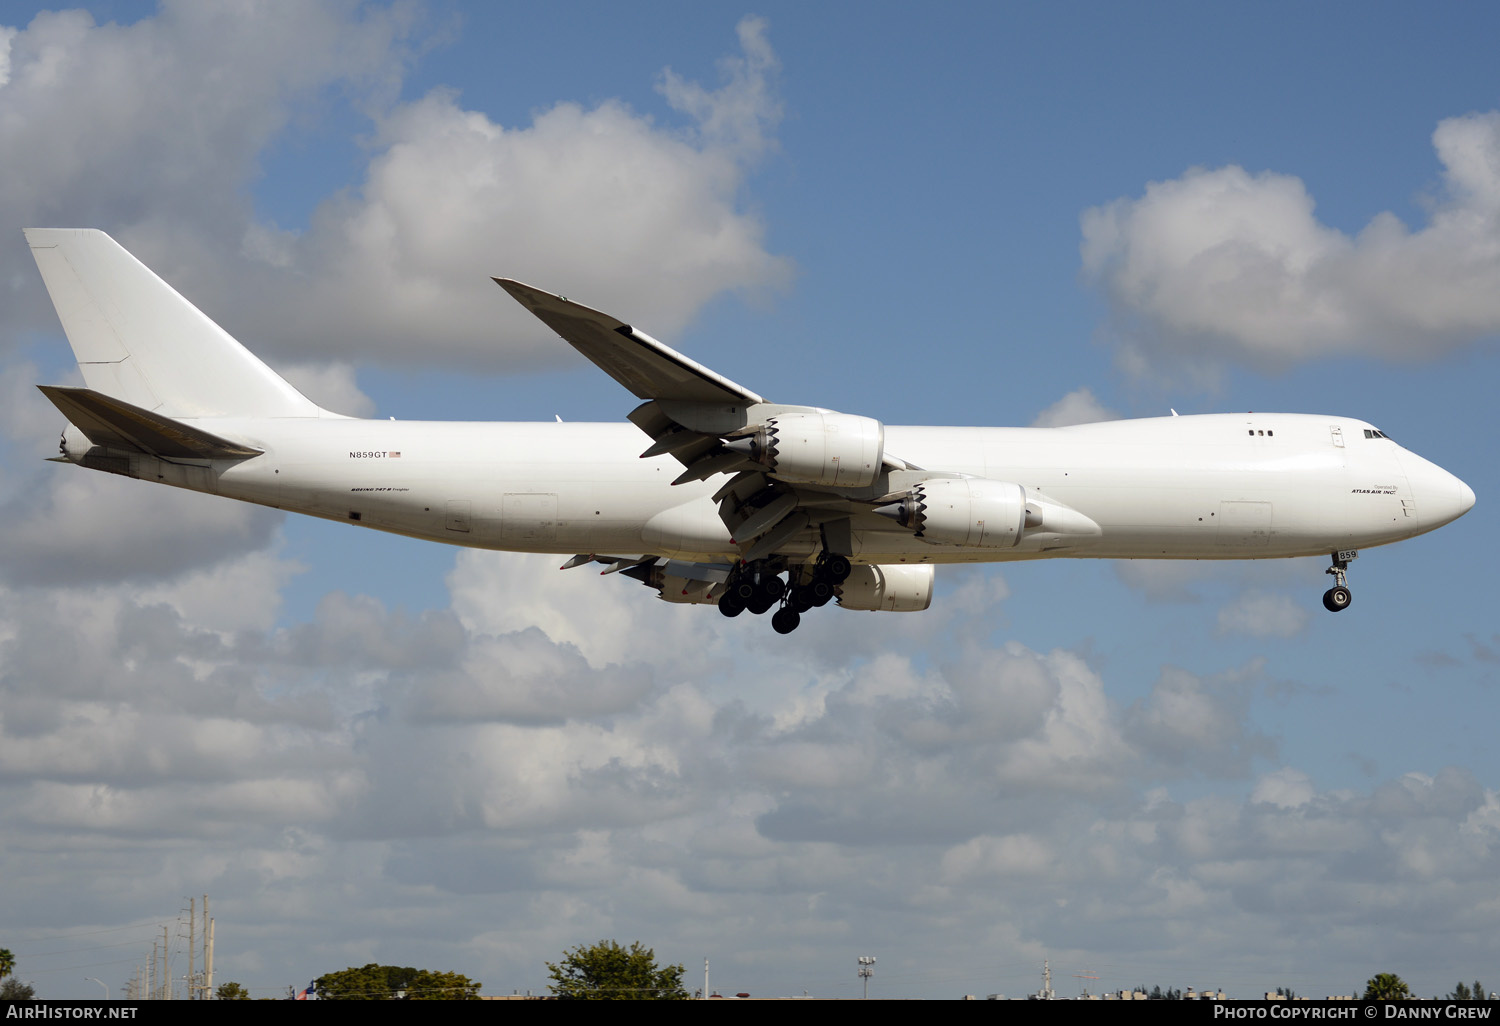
{"left": 501, "top": 492, "right": 558, "bottom": 544}
{"left": 1217, "top": 500, "right": 1273, "bottom": 548}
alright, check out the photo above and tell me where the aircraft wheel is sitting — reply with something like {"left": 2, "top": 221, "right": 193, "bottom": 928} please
{"left": 718, "top": 593, "right": 744, "bottom": 618}
{"left": 732, "top": 578, "right": 757, "bottom": 603}
{"left": 808, "top": 578, "right": 834, "bottom": 604}
{"left": 1322, "top": 586, "right": 1352, "bottom": 612}
{"left": 761, "top": 575, "right": 786, "bottom": 603}
{"left": 748, "top": 592, "right": 776, "bottom": 615}
{"left": 824, "top": 555, "right": 852, "bottom": 583}
{"left": 771, "top": 607, "right": 801, "bottom": 634}
{"left": 789, "top": 586, "right": 815, "bottom": 613}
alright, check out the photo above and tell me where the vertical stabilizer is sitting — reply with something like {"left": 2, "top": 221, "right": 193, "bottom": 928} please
{"left": 25, "top": 228, "right": 323, "bottom": 418}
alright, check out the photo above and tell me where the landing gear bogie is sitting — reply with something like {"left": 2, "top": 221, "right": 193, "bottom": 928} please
{"left": 722, "top": 551, "right": 853, "bottom": 633}
{"left": 724, "top": 561, "right": 787, "bottom": 616}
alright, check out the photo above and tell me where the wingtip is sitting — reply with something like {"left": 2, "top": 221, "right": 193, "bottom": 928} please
{"left": 493, "top": 277, "right": 544, "bottom": 309}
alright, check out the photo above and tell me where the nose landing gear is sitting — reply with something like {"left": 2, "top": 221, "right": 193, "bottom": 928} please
{"left": 1322, "top": 550, "right": 1356, "bottom": 612}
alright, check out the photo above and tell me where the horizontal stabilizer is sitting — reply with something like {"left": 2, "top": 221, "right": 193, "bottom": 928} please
{"left": 38, "top": 385, "right": 262, "bottom": 460}
{"left": 494, "top": 278, "right": 763, "bottom": 405}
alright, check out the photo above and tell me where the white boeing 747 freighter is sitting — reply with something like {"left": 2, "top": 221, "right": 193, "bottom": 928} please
{"left": 27, "top": 229, "right": 1475, "bottom": 633}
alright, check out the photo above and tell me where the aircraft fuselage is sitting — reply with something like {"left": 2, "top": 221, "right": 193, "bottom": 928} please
{"left": 77, "top": 409, "right": 1471, "bottom": 566}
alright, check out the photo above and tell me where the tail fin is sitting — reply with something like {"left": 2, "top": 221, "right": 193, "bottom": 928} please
{"left": 25, "top": 228, "right": 322, "bottom": 418}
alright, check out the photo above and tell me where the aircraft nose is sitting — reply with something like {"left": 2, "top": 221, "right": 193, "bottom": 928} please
{"left": 1404, "top": 454, "right": 1475, "bottom": 529}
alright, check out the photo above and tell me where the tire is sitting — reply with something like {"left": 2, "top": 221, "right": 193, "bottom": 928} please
{"left": 771, "top": 607, "right": 800, "bottom": 634}
{"left": 824, "top": 555, "right": 852, "bottom": 583}
{"left": 718, "top": 593, "right": 744, "bottom": 617}
{"left": 761, "top": 575, "right": 786, "bottom": 603}
{"left": 1322, "top": 586, "right": 1352, "bottom": 612}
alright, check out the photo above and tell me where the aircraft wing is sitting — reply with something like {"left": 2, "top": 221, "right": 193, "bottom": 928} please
{"left": 493, "top": 279, "right": 763, "bottom": 405}
{"left": 496, "top": 279, "right": 919, "bottom": 565}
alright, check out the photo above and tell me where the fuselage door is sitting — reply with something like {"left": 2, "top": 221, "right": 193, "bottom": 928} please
{"left": 446, "top": 500, "right": 472, "bottom": 533}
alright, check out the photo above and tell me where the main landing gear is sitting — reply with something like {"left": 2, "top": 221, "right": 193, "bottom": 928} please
{"left": 719, "top": 553, "right": 853, "bottom": 633}
{"left": 715, "top": 563, "right": 781, "bottom": 618}
{"left": 1322, "top": 550, "right": 1356, "bottom": 612}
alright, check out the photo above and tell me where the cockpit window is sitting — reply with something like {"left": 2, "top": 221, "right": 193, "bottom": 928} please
{"left": 1363, "top": 429, "right": 1394, "bottom": 440}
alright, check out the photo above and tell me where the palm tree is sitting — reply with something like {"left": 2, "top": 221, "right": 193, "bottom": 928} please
{"left": 1364, "top": 973, "right": 1411, "bottom": 1000}
{"left": 0, "top": 949, "right": 15, "bottom": 980}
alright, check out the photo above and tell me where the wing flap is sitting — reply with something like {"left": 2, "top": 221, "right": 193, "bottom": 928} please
{"left": 38, "top": 385, "right": 262, "bottom": 460}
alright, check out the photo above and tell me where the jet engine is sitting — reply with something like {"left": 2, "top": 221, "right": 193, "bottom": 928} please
{"left": 874, "top": 477, "right": 1027, "bottom": 549}
{"left": 724, "top": 411, "right": 884, "bottom": 488}
{"left": 836, "top": 563, "right": 934, "bottom": 612}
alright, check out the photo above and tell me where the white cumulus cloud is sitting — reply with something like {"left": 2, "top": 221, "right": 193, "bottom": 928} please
{"left": 1216, "top": 589, "right": 1309, "bottom": 639}
{"left": 1082, "top": 111, "right": 1500, "bottom": 377}
{"left": 236, "top": 16, "right": 792, "bottom": 368}
{"left": 1030, "top": 386, "right": 1119, "bottom": 428}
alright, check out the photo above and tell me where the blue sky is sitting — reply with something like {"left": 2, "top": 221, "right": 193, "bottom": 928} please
{"left": 1, "top": 0, "right": 1497, "bottom": 1001}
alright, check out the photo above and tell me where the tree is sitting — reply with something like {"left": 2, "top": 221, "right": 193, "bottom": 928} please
{"left": 546, "top": 940, "right": 689, "bottom": 1000}
{"left": 0, "top": 950, "right": 31, "bottom": 1000}
{"left": 314, "top": 964, "right": 481, "bottom": 1000}
{"left": 1449, "top": 982, "right": 1473, "bottom": 1001}
{"left": 0, "top": 979, "right": 35, "bottom": 1000}
{"left": 215, "top": 981, "right": 251, "bottom": 1000}
{"left": 1365, "top": 973, "right": 1411, "bottom": 1000}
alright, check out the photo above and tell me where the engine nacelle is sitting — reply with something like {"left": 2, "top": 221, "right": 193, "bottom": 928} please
{"left": 876, "top": 477, "right": 1027, "bottom": 549}
{"left": 727, "top": 411, "right": 884, "bottom": 488}
{"left": 836, "top": 563, "right": 934, "bottom": 612}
